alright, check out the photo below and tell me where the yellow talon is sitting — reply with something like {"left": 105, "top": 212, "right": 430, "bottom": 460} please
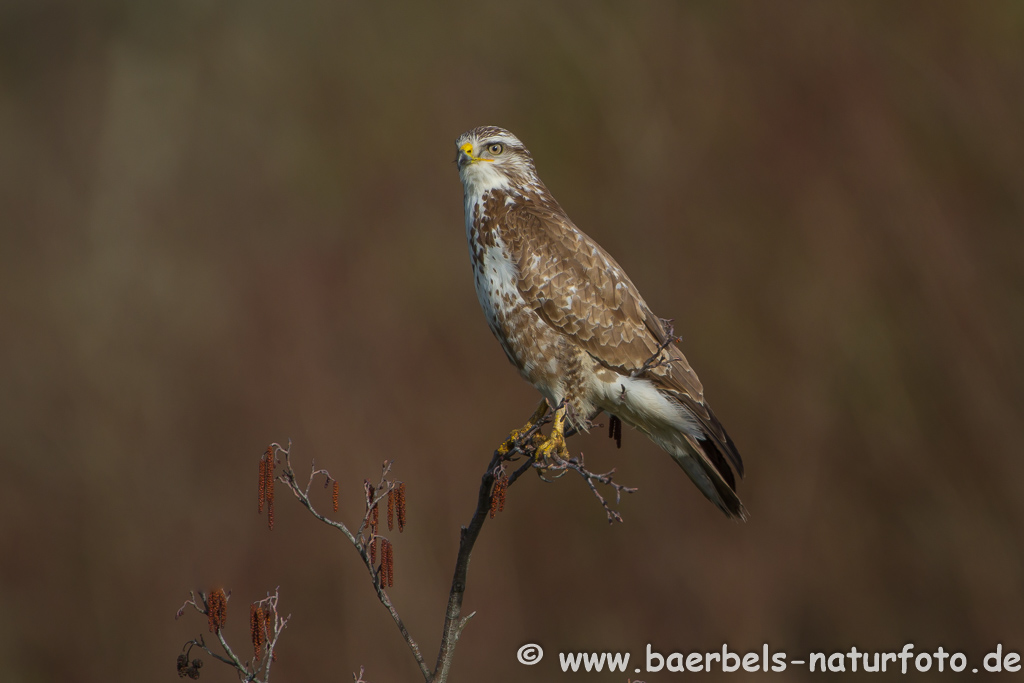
{"left": 498, "top": 399, "right": 550, "bottom": 455}
{"left": 535, "top": 406, "right": 570, "bottom": 467}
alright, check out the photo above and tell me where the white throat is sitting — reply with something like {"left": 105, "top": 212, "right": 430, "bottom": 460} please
{"left": 459, "top": 161, "right": 512, "bottom": 201}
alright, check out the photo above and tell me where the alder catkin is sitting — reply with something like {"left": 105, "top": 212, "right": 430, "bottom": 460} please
{"left": 377, "top": 546, "right": 386, "bottom": 587}
{"left": 265, "top": 448, "right": 275, "bottom": 530}
{"left": 396, "top": 482, "right": 406, "bottom": 532}
{"left": 267, "top": 491, "right": 274, "bottom": 530}
{"left": 258, "top": 457, "right": 266, "bottom": 514}
{"left": 250, "top": 604, "right": 266, "bottom": 660}
{"left": 207, "top": 589, "right": 227, "bottom": 633}
{"left": 388, "top": 539, "right": 394, "bottom": 587}
{"left": 380, "top": 539, "right": 394, "bottom": 587}
{"left": 387, "top": 488, "right": 394, "bottom": 531}
{"left": 497, "top": 474, "right": 508, "bottom": 513}
{"left": 490, "top": 474, "right": 508, "bottom": 517}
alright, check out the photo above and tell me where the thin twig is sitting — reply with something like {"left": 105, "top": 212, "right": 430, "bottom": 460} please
{"left": 274, "top": 444, "right": 432, "bottom": 682}
{"left": 559, "top": 456, "right": 638, "bottom": 524}
{"left": 239, "top": 398, "right": 637, "bottom": 682}
{"left": 177, "top": 591, "right": 249, "bottom": 674}
{"left": 176, "top": 588, "right": 290, "bottom": 683}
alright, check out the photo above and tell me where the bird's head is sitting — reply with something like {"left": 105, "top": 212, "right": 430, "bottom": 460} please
{"left": 455, "top": 126, "right": 538, "bottom": 195}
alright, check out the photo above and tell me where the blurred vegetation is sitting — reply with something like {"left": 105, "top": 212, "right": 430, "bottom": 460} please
{"left": 1, "top": 1, "right": 1022, "bottom": 681}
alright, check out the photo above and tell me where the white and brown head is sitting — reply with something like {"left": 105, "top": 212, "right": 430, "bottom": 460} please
{"left": 455, "top": 126, "right": 539, "bottom": 197}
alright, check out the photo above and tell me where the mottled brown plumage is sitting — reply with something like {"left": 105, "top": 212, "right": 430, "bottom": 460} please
{"left": 455, "top": 126, "right": 746, "bottom": 519}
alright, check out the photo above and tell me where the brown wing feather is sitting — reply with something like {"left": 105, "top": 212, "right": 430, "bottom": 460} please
{"left": 504, "top": 206, "right": 744, "bottom": 482}
{"left": 504, "top": 208, "right": 688, "bottom": 380}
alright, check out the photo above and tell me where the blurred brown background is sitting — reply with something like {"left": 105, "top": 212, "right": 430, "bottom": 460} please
{"left": 2, "top": 1, "right": 1023, "bottom": 681}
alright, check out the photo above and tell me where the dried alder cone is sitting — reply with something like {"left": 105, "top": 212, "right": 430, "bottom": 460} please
{"left": 176, "top": 653, "right": 203, "bottom": 679}
{"left": 176, "top": 587, "right": 288, "bottom": 682}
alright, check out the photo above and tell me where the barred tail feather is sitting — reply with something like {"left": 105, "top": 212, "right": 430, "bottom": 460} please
{"left": 648, "top": 430, "right": 747, "bottom": 520}
{"left": 680, "top": 435, "right": 747, "bottom": 520}
{"left": 600, "top": 377, "right": 746, "bottom": 519}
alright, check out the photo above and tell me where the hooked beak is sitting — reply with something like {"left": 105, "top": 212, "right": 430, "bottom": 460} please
{"left": 455, "top": 142, "right": 493, "bottom": 170}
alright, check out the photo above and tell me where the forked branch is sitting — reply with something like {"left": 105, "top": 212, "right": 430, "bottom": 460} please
{"left": 273, "top": 445, "right": 429, "bottom": 679}
{"left": 174, "top": 588, "right": 289, "bottom": 682}
{"left": 177, "top": 397, "right": 640, "bottom": 682}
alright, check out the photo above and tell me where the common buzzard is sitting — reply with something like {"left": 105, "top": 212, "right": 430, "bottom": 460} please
{"left": 455, "top": 126, "right": 746, "bottom": 519}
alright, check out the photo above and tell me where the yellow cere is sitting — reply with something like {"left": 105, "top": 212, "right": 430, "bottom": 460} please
{"left": 460, "top": 142, "right": 493, "bottom": 162}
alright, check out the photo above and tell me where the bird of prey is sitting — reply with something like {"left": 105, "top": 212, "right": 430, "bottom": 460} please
{"left": 454, "top": 126, "right": 746, "bottom": 519}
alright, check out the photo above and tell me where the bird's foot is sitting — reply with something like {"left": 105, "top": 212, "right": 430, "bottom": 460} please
{"left": 497, "top": 399, "right": 550, "bottom": 457}
{"left": 534, "top": 407, "right": 570, "bottom": 478}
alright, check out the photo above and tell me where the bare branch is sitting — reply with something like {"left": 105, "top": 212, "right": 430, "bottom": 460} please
{"left": 175, "top": 588, "right": 289, "bottom": 683}
{"left": 432, "top": 407, "right": 638, "bottom": 679}
{"left": 500, "top": 407, "right": 637, "bottom": 523}
{"left": 273, "top": 444, "right": 431, "bottom": 681}
{"left": 432, "top": 449, "right": 502, "bottom": 682}
{"left": 178, "top": 396, "right": 637, "bottom": 682}
{"left": 552, "top": 455, "right": 639, "bottom": 524}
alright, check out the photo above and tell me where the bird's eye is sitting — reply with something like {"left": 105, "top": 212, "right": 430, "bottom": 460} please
{"left": 488, "top": 143, "right": 504, "bottom": 155}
